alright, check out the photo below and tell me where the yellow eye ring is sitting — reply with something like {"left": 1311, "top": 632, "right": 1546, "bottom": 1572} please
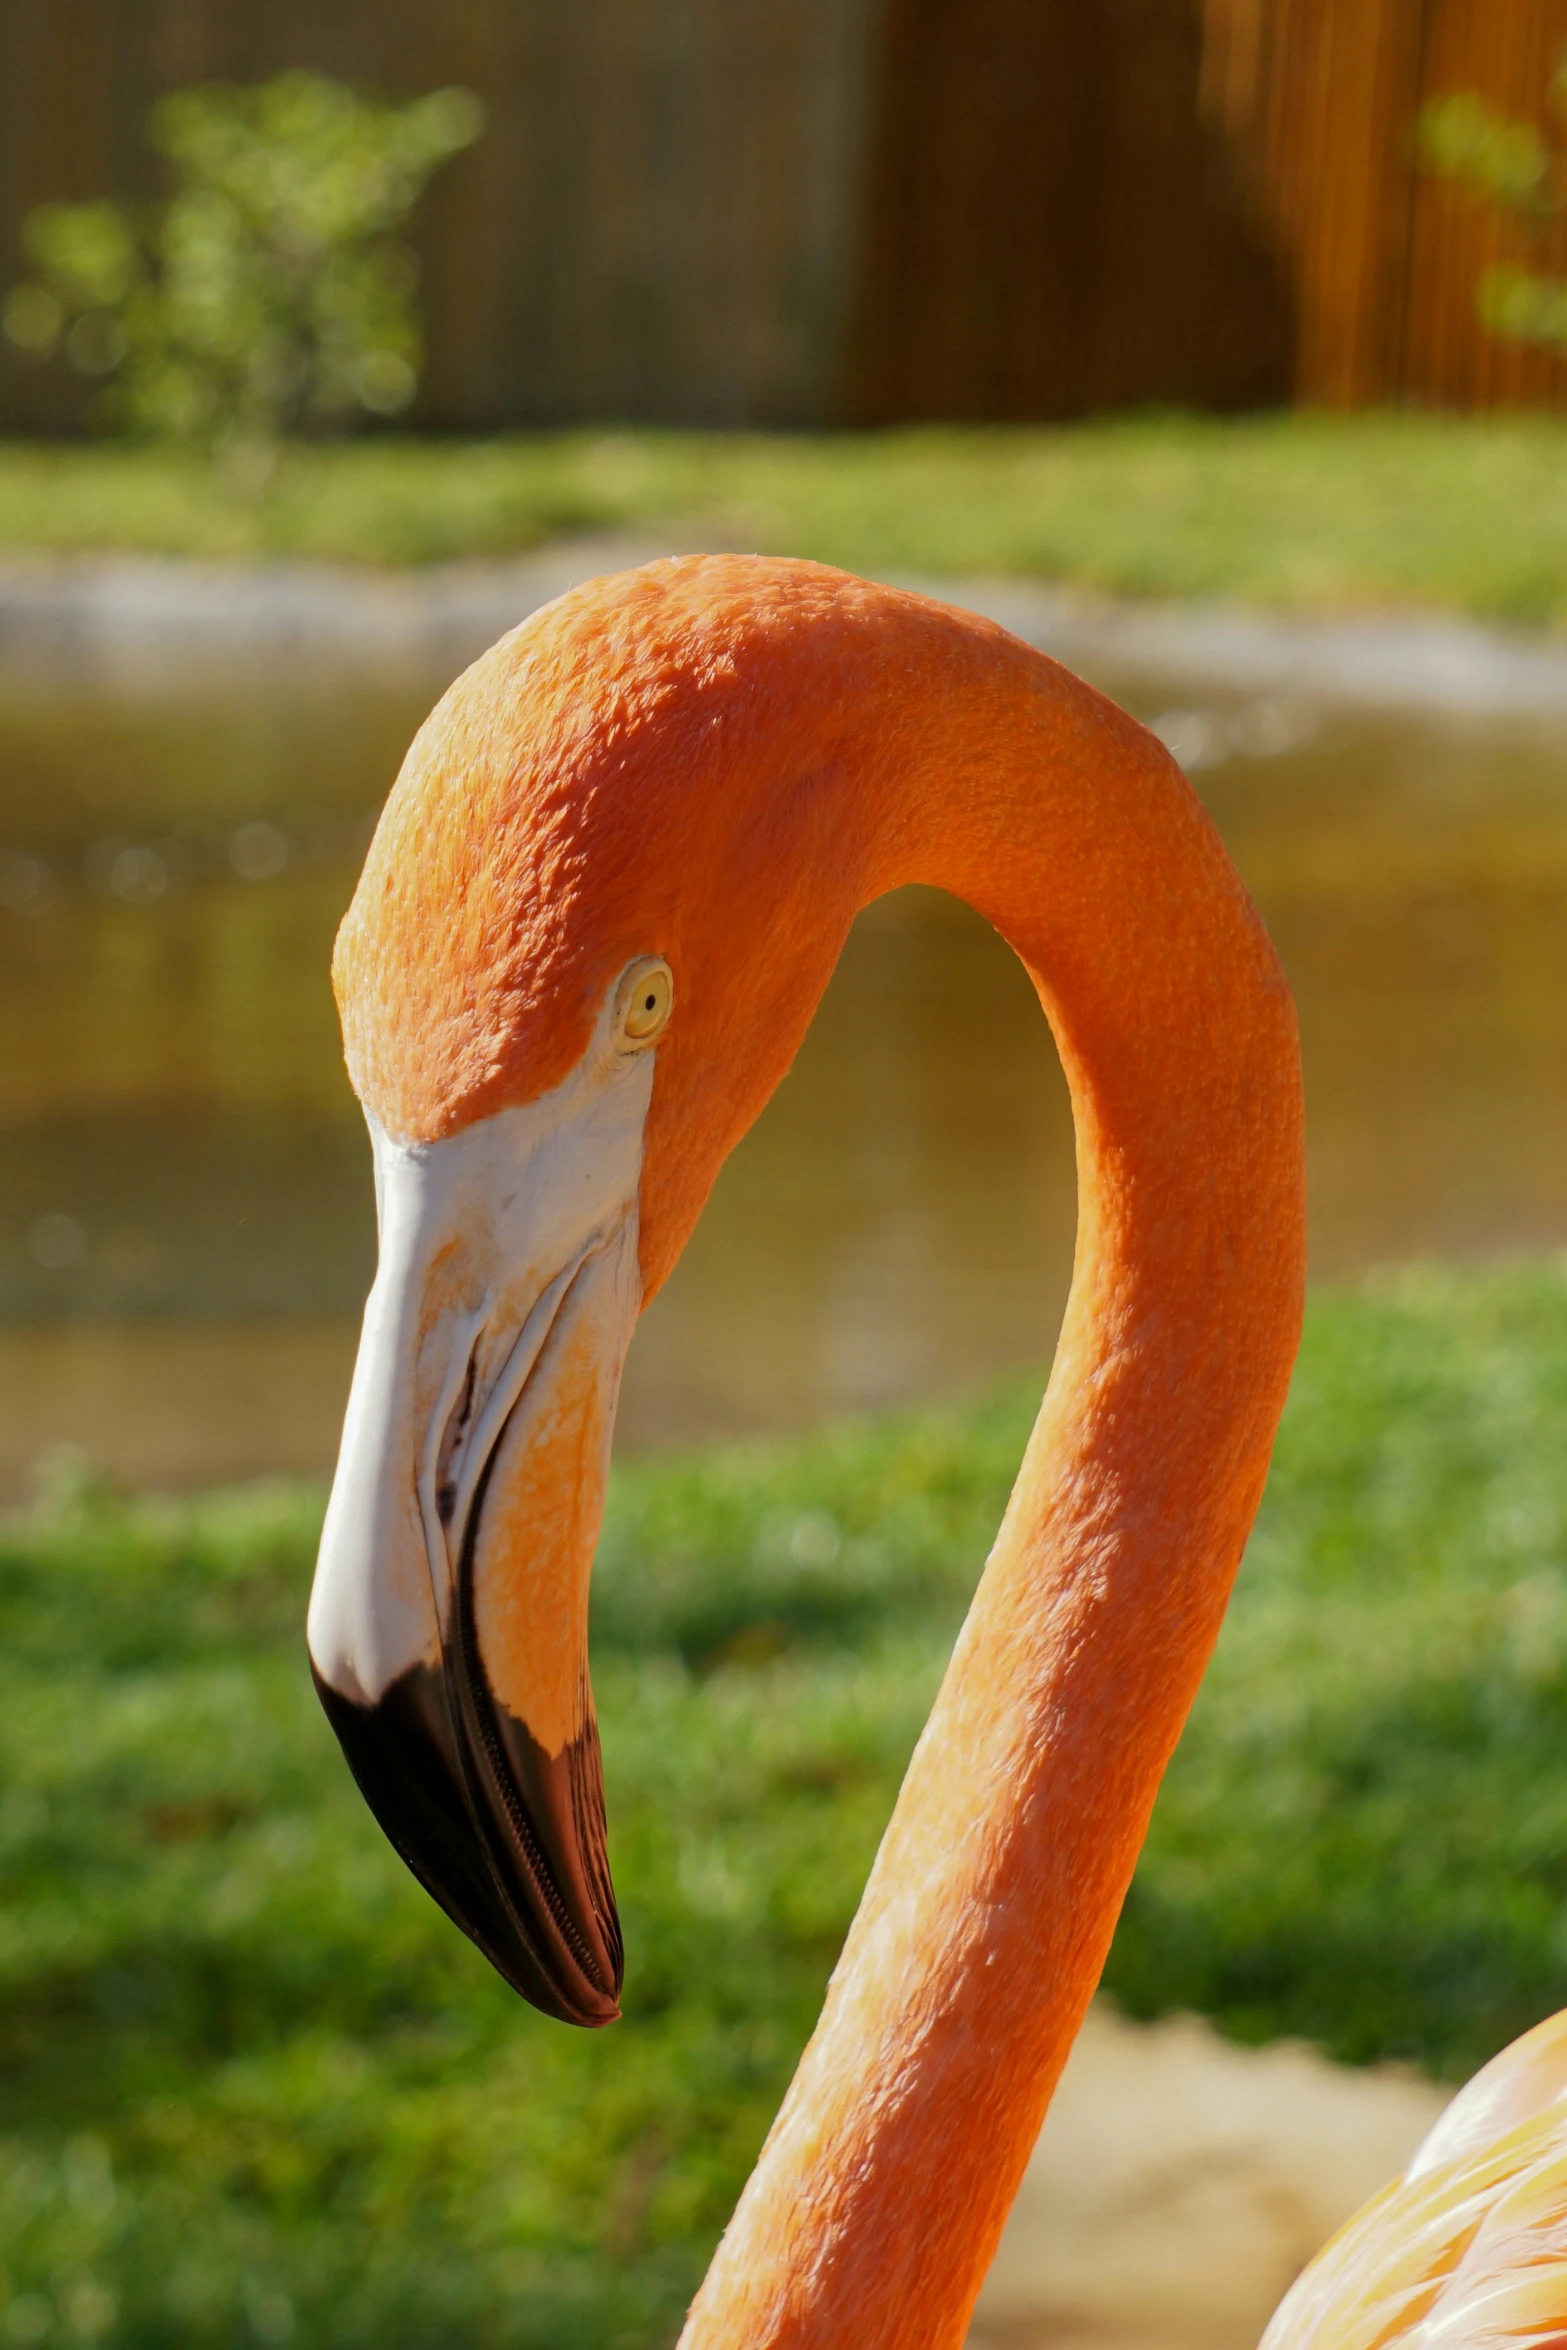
{"left": 615, "top": 956, "right": 674, "bottom": 1049}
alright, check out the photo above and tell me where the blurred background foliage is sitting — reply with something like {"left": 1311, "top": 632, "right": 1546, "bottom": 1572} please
{"left": 4, "top": 1260, "right": 1567, "bottom": 2347}
{"left": 2, "top": 74, "right": 481, "bottom": 478}
{"left": 1420, "top": 61, "right": 1567, "bottom": 363}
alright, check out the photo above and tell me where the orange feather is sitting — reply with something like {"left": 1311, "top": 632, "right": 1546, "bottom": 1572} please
{"left": 339, "top": 556, "right": 1308, "bottom": 2346}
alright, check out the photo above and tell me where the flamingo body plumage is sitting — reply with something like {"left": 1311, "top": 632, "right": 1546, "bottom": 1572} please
{"left": 306, "top": 555, "right": 1567, "bottom": 2348}
{"left": 1264, "top": 2006, "right": 1567, "bottom": 2348}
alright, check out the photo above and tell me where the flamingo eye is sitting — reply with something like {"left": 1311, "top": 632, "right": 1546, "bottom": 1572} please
{"left": 615, "top": 956, "right": 674, "bottom": 1049}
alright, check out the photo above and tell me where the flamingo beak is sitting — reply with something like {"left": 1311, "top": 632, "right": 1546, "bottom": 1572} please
{"left": 306, "top": 1020, "right": 655, "bottom": 2027}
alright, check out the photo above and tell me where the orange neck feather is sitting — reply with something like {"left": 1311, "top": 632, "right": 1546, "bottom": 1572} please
{"left": 338, "top": 558, "right": 1306, "bottom": 2348}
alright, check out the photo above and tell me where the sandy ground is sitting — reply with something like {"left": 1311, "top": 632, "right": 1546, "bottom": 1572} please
{"left": 968, "top": 2005, "right": 1448, "bottom": 2350}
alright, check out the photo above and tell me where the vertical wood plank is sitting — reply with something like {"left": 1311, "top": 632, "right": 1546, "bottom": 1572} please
{"left": 1206, "top": 0, "right": 1429, "bottom": 406}
{"left": 844, "top": 0, "right": 1289, "bottom": 423}
{"left": 1402, "top": 0, "right": 1567, "bottom": 411}
{"left": 1198, "top": 0, "right": 1567, "bottom": 413}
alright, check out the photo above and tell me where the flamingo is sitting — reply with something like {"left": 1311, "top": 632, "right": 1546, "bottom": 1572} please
{"left": 302, "top": 555, "right": 1564, "bottom": 2349}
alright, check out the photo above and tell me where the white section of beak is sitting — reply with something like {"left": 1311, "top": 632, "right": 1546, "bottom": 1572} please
{"left": 307, "top": 992, "right": 655, "bottom": 1709}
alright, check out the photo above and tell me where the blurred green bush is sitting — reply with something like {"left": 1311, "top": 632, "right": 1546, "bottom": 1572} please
{"left": 3, "top": 73, "right": 482, "bottom": 479}
{"left": 3, "top": 1259, "right": 1567, "bottom": 2346}
{"left": 1419, "top": 67, "right": 1567, "bottom": 361}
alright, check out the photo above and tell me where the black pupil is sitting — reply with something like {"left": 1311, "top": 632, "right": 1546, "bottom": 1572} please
{"left": 645, "top": 994, "right": 655, "bottom": 1010}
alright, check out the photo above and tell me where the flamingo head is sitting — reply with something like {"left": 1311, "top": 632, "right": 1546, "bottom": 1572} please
{"left": 306, "top": 560, "right": 890, "bottom": 2024}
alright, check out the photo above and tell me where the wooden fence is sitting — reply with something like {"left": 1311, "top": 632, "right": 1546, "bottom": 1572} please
{"left": 0, "top": 0, "right": 885, "bottom": 432}
{"left": 1203, "top": 0, "right": 1567, "bottom": 408}
{"left": 0, "top": 0, "right": 1560, "bottom": 428}
{"left": 846, "top": 0, "right": 1290, "bottom": 422}
{"left": 854, "top": 0, "right": 1567, "bottom": 417}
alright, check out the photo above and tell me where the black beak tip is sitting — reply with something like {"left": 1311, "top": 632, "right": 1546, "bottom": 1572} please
{"left": 311, "top": 1659, "right": 623, "bottom": 2029}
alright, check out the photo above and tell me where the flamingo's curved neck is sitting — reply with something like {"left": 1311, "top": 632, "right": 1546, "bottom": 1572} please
{"left": 678, "top": 633, "right": 1306, "bottom": 2350}
{"left": 335, "top": 562, "right": 1305, "bottom": 2350}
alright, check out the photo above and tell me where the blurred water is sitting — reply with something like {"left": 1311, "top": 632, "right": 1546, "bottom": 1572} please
{"left": 3, "top": 656, "right": 1567, "bottom": 1494}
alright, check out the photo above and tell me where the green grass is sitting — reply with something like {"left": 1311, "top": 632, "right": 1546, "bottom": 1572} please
{"left": 7, "top": 1256, "right": 1567, "bottom": 2346}
{"left": 7, "top": 414, "right": 1567, "bottom": 622}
